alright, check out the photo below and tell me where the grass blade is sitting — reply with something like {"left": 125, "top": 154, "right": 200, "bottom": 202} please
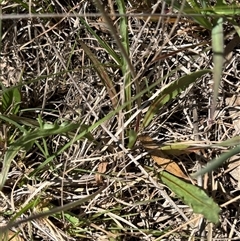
{"left": 93, "top": 0, "right": 136, "bottom": 78}
{"left": 116, "top": 0, "right": 132, "bottom": 113}
{"left": 164, "top": 0, "right": 212, "bottom": 29}
{"left": 192, "top": 145, "right": 240, "bottom": 178}
{"left": 142, "top": 70, "right": 210, "bottom": 128}
{"left": 2, "top": 87, "right": 21, "bottom": 114}
{"left": 185, "top": 0, "right": 213, "bottom": 29}
{"left": 211, "top": 17, "right": 224, "bottom": 120}
{"left": 78, "top": 17, "right": 121, "bottom": 65}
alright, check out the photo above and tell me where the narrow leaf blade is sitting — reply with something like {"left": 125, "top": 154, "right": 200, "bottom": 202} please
{"left": 211, "top": 17, "right": 224, "bottom": 119}
{"left": 2, "top": 87, "right": 21, "bottom": 114}
{"left": 192, "top": 145, "right": 240, "bottom": 178}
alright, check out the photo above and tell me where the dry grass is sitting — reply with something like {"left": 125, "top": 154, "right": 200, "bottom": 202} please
{"left": 0, "top": 0, "right": 240, "bottom": 240}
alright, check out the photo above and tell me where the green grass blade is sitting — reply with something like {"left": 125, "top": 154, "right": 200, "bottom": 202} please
{"left": 192, "top": 145, "right": 240, "bottom": 178}
{"left": 159, "top": 171, "right": 221, "bottom": 224}
{"left": 0, "top": 6, "right": 1, "bottom": 55}
{"left": 0, "top": 122, "right": 80, "bottom": 191}
{"left": 194, "top": 1, "right": 240, "bottom": 16}
{"left": 142, "top": 70, "right": 211, "bottom": 128}
{"left": 211, "top": 17, "right": 224, "bottom": 120}
{"left": 8, "top": 197, "right": 42, "bottom": 224}
{"left": 185, "top": 0, "right": 213, "bottom": 29}
{"left": 93, "top": 0, "right": 136, "bottom": 78}
{"left": 78, "top": 17, "right": 121, "bottom": 65}
{"left": 0, "top": 114, "right": 27, "bottom": 134}
{"left": 127, "top": 129, "right": 137, "bottom": 149}
{"left": 215, "top": 136, "right": 240, "bottom": 147}
{"left": 1, "top": 86, "right": 21, "bottom": 114}
{"left": 229, "top": 19, "right": 240, "bottom": 38}
{"left": 164, "top": 0, "right": 212, "bottom": 29}
{"left": 116, "top": 0, "right": 132, "bottom": 113}
{"left": 210, "top": 2, "right": 240, "bottom": 15}
{"left": 116, "top": 0, "right": 141, "bottom": 145}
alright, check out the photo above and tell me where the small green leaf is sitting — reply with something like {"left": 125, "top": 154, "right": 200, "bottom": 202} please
{"left": 159, "top": 171, "right": 221, "bottom": 224}
{"left": 2, "top": 87, "right": 21, "bottom": 114}
{"left": 127, "top": 129, "right": 137, "bottom": 149}
{"left": 78, "top": 17, "right": 121, "bottom": 65}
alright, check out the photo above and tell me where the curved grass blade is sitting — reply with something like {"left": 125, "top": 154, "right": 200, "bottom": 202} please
{"left": 231, "top": 20, "right": 240, "bottom": 38}
{"left": 209, "top": 1, "right": 240, "bottom": 15}
{"left": 185, "top": 0, "right": 213, "bottom": 29}
{"left": 0, "top": 114, "right": 28, "bottom": 134}
{"left": 116, "top": 0, "right": 142, "bottom": 145}
{"left": 78, "top": 17, "right": 121, "bottom": 65}
{"left": 192, "top": 145, "right": 240, "bottom": 178}
{"left": 142, "top": 70, "right": 211, "bottom": 128}
{"left": 128, "top": 129, "right": 137, "bottom": 149}
{"left": 215, "top": 136, "right": 240, "bottom": 147}
{"left": 0, "top": 114, "right": 95, "bottom": 144}
{"left": 159, "top": 171, "right": 221, "bottom": 224}
{"left": 116, "top": 0, "right": 132, "bottom": 113}
{"left": 93, "top": 0, "right": 136, "bottom": 78}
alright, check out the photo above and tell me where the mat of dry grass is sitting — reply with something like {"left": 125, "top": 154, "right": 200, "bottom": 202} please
{"left": 0, "top": 0, "right": 240, "bottom": 240}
